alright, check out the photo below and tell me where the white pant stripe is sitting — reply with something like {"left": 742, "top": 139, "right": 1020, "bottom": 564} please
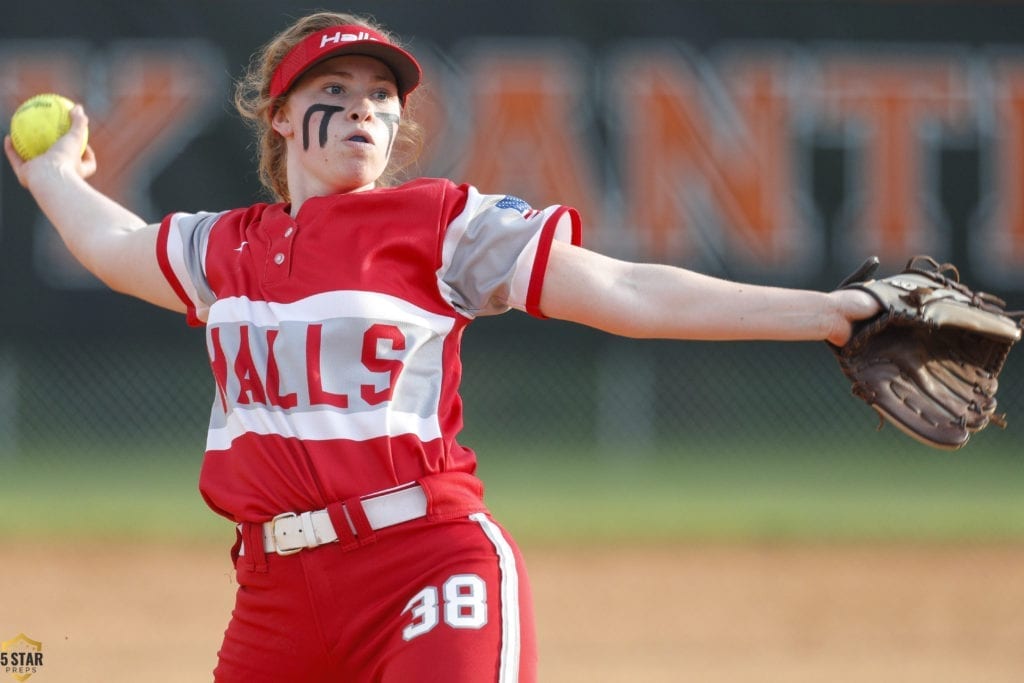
{"left": 470, "top": 512, "right": 520, "bottom": 682}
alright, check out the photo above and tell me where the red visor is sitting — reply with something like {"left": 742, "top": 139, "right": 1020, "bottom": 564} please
{"left": 269, "top": 25, "right": 422, "bottom": 103}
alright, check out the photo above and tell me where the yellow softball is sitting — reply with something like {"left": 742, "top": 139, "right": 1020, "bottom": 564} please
{"left": 9, "top": 93, "right": 88, "bottom": 160}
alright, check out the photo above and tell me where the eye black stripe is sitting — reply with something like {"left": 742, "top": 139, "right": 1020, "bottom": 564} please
{"left": 302, "top": 104, "right": 346, "bottom": 150}
{"left": 379, "top": 112, "right": 399, "bottom": 157}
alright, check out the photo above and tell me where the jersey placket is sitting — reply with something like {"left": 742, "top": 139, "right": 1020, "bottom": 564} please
{"left": 264, "top": 220, "right": 298, "bottom": 282}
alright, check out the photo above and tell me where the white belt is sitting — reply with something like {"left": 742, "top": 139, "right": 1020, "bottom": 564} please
{"left": 251, "top": 483, "right": 428, "bottom": 556}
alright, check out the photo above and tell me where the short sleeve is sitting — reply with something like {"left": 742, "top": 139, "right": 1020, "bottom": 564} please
{"left": 156, "top": 210, "right": 224, "bottom": 326}
{"left": 436, "top": 189, "right": 582, "bottom": 318}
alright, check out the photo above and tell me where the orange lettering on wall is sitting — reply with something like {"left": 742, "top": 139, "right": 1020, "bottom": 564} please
{"left": 981, "top": 58, "right": 1024, "bottom": 270}
{"left": 454, "top": 50, "right": 600, "bottom": 228}
{"left": 1, "top": 43, "right": 224, "bottom": 287}
{"left": 3, "top": 47, "right": 221, "bottom": 207}
{"left": 0, "top": 52, "right": 86, "bottom": 114}
{"left": 611, "top": 50, "right": 808, "bottom": 267}
{"left": 82, "top": 53, "right": 222, "bottom": 207}
{"left": 818, "top": 55, "right": 971, "bottom": 260}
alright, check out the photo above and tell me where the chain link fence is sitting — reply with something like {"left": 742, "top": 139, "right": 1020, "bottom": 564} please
{"left": 5, "top": 315, "right": 1022, "bottom": 463}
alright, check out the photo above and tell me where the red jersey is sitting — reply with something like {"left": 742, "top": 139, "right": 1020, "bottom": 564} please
{"left": 157, "top": 177, "right": 581, "bottom": 522}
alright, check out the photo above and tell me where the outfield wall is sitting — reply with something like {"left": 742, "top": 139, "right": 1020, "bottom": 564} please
{"left": 1, "top": 0, "right": 1023, "bottom": 459}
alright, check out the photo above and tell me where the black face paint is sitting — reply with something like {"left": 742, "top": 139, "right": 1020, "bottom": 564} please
{"left": 302, "top": 104, "right": 345, "bottom": 151}
{"left": 378, "top": 112, "right": 399, "bottom": 158}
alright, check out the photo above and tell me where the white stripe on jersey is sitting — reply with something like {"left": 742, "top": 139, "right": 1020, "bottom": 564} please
{"left": 207, "top": 291, "right": 456, "bottom": 336}
{"left": 206, "top": 403, "right": 442, "bottom": 451}
{"left": 470, "top": 512, "right": 521, "bottom": 683}
{"left": 166, "top": 211, "right": 219, "bottom": 323}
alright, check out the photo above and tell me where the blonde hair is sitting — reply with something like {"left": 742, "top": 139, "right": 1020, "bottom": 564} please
{"left": 233, "top": 11, "right": 424, "bottom": 202}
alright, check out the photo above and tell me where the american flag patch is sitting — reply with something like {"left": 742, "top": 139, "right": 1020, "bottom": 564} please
{"left": 496, "top": 195, "right": 539, "bottom": 218}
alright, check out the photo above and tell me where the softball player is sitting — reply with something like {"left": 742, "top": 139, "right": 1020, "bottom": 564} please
{"left": 5, "top": 10, "right": 878, "bottom": 682}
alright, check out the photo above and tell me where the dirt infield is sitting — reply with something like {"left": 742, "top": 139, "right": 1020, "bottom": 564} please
{"left": 4, "top": 542, "right": 1023, "bottom": 682}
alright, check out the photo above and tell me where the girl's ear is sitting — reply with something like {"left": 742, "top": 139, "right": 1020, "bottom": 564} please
{"left": 271, "top": 105, "right": 294, "bottom": 138}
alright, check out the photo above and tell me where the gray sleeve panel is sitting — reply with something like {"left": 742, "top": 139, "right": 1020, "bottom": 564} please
{"left": 438, "top": 189, "right": 563, "bottom": 317}
{"left": 171, "top": 210, "right": 225, "bottom": 311}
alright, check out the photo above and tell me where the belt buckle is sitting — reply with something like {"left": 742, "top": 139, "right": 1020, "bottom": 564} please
{"left": 270, "top": 511, "right": 304, "bottom": 556}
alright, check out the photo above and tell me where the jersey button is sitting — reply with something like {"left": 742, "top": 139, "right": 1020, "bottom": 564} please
{"left": 284, "top": 227, "right": 294, "bottom": 238}
{"left": 273, "top": 253, "right": 285, "bottom": 265}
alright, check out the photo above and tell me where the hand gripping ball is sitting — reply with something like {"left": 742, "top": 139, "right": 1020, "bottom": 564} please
{"left": 9, "top": 93, "right": 87, "bottom": 160}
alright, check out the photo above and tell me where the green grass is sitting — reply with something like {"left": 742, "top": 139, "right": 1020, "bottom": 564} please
{"left": 2, "top": 437, "right": 1024, "bottom": 544}
{"left": 0, "top": 447, "right": 226, "bottom": 543}
{"left": 478, "top": 437, "right": 1024, "bottom": 544}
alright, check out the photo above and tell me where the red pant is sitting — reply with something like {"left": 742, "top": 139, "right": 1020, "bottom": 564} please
{"left": 213, "top": 480, "right": 536, "bottom": 682}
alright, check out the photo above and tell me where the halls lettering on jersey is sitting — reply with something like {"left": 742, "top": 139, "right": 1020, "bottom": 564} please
{"left": 201, "top": 292, "right": 454, "bottom": 449}
{"left": 210, "top": 322, "right": 406, "bottom": 411}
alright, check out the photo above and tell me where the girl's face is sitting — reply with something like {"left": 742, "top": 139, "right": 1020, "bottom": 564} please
{"left": 273, "top": 54, "right": 402, "bottom": 198}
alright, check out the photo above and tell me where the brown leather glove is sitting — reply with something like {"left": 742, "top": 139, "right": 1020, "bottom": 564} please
{"left": 832, "top": 255, "right": 1023, "bottom": 449}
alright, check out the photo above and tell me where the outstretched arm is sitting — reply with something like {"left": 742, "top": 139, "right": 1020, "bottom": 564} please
{"left": 539, "top": 240, "right": 878, "bottom": 347}
{"left": 4, "top": 105, "right": 184, "bottom": 313}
